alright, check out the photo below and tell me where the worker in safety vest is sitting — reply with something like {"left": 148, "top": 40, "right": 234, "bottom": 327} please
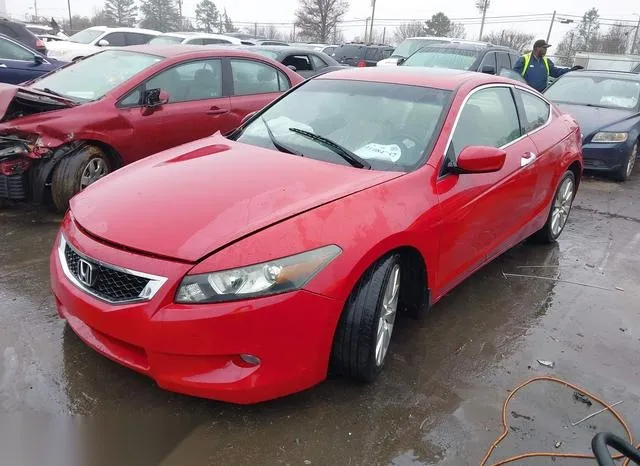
{"left": 513, "top": 39, "right": 582, "bottom": 92}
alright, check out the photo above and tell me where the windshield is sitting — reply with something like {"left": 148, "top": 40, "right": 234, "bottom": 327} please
{"left": 30, "top": 50, "right": 162, "bottom": 101}
{"left": 545, "top": 75, "right": 640, "bottom": 110}
{"left": 251, "top": 49, "right": 279, "bottom": 60}
{"left": 233, "top": 79, "right": 451, "bottom": 171}
{"left": 334, "top": 45, "right": 364, "bottom": 59}
{"left": 403, "top": 47, "right": 480, "bottom": 70}
{"left": 392, "top": 39, "right": 447, "bottom": 58}
{"left": 68, "top": 28, "right": 104, "bottom": 44}
{"left": 149, "top": 35, "right": 184, "bottom": 45}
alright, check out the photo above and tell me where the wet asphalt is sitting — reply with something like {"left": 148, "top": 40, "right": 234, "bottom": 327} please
{"left": 0, "top": 173, "right": 639, "bottom": 466}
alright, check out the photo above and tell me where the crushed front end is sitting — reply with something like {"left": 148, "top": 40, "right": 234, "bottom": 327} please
{"left": 0, "top": 134, "right": 51, "bottom": 202}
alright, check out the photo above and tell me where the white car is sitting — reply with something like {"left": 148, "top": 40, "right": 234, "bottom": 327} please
{"left": 46, "top": 27, "right": 161, "bottom": 61}
{"left": 149, "top": 32, "right": 242, "bottom": 46}
{"left": 377, "top": 37, "right": 478, "bottom": 67}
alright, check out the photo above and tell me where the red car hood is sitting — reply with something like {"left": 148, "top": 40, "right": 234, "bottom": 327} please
{"left": 71, "top": 134, "right": 403, "bottom": 262}
{"left": 0, "top": 84, "right": 76, "bottom": 123}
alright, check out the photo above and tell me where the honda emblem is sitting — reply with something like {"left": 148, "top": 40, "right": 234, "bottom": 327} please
{"left": 77, "top": 259, "right": 97, "bottom": 287}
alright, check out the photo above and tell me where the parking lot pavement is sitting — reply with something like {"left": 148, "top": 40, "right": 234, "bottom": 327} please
{"left": 1, "top": 174, "right": 639, "bottom": 466}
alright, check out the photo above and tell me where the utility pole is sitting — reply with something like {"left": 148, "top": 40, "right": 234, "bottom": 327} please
{"left": 382, "top": 27, "right": 386, "bottom": 44}
{"left": 254, "top": 22, "right": 258, "bottom": 37}
{"left": 546, "top": 10, "right": 556, "bottom": 43}
{"left": 364, "top": 17, "right": 369, "bottom": 43}
{"left": 67, "top": 0, "right": 72, "bottom": 30}
{"left": 632, "top": 14, "right": 640, "bottom": 55}
{"left": 33, "top": 0, "right": 38, "bottom": 20}
{"left": 292, "top": 24, "right": 296, "bottom": 42}
{"left": 478, "top": 0, "right": 489, "bottom": 41}
{"left": 369, "top": 0, "right": 377, "bottom": 45}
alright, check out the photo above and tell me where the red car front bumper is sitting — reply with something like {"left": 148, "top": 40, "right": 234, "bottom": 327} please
{"left": 49, "top": 222, "right": 341, "bottom": 404}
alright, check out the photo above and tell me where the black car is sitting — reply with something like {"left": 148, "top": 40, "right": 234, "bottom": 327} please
{"left": 400, "top": 41, "right": 521, "bottom": 77}
{"left": 243, "top": 46, "right": 346, "bottom": 78}
{"left": 333, "top": 44, "right": 394, "bottom": 67}
{"left": 0, "top": 18, "right": 46, "bottom": 55}
{"left": 544, "top": 70, "right": 640, "bottom": 181}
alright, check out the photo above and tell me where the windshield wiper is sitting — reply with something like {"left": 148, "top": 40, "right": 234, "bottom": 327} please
{"left": 262, "top": 118, "right": 302, "bottom": 156}
{"left": 288, "top": 127, "right": 371, "bottom": 169}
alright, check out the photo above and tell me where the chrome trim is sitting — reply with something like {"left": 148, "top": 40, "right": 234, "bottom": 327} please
{"left": 441, "top": 83, "right": 553, "bottom": 173}
{"left": 58, "top": 234, "right": 168, "bottom": 305}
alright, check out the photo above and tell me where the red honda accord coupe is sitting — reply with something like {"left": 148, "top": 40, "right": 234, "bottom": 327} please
{"left": 0, "top": 46, "right": 302, "bottom": 211}
{"left": 50, "top": 67, "right": 583, "bottom": 404}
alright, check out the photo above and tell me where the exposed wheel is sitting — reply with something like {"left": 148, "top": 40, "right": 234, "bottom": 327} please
{"left": 331, "top": 254, "right": 401, "bottom": 382}
{"left": 532, "top": 170, "right": 576, "bottom": 244}
{"left": 51, "top": 145, "right": 109, "bottom": 213}
{"left": 613, "top": 142, "right": 636, "bottom": 182}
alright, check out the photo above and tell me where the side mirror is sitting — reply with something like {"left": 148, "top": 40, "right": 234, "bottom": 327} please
{"left": 450, "top": 146, "right": 506, "bottom": 174}
{"left": 396, "top": 57, "right": 406, "bottom": 66}
{"left": 34, "top": 55, "right": 44, "bottom": 65}
{"left": 481, "top": 65, "right": 496, "bottom": 74}
{"left": 142, "top": 88, "right": 169, "bottom": 108}
{"left": 97, "top": 39, "right": 110, "bottom": 47}
{"left": 286, "top": 64, "right": 297, "bottom": 71}
{"left": 241, "top": 111, "right": 256, "bottom": 125}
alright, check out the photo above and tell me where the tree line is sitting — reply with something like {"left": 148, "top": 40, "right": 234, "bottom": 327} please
{"left": 62, "top": 0, "right": 236, "bottom": 33}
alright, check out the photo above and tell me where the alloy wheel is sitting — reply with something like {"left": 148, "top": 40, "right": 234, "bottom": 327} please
{"left": 551, "top": 177, "right": 574, "bottom": 237}
{"left": 80, "top": 158, "right": 108, "bottom": 189}
{"left": 375, "top": 264, "right": 401, "bottom": 367}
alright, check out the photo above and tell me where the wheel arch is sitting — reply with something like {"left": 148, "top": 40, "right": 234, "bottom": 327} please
{"left": 567, "top": 160, "right": 582, "bottom": 191}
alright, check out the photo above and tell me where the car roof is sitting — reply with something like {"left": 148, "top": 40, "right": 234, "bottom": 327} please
{"left": 121, "top": 44, "right": 277, "bottom": 60}
{"left": 157, "top": 32, "right": 239, "bottom": 40}
{"left": 316, "top": 66, "right": 511, "bottom": 90}
{"left": 565, "top": 69, "right": 640, "bottom": 81}
{"left": 419, "top": 41, "right": 517, "bottom": 52}
{"left": 247, "top": 45, "right": 320, "bottom": 54}
{"left": 82, "top": 26, "right": 161, "bottom": 35}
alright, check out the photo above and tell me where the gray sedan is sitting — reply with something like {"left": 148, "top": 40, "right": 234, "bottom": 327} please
{"left": 241, "top": 46, "right": 346, "bottom": 78}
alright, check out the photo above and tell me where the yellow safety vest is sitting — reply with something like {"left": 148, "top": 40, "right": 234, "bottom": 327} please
{"left": 521, "top": 53, "right": 550, "bottom": 77}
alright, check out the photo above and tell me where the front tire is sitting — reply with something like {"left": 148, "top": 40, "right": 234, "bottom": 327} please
{"left": 330, "top": 254, "right": 401, "bottom": 382}
{"left": 613, "top": 142, "right": 637, "bottom": 182}
{"left": 51, "top": 145, "right": 110, "bottom": 213}
{"left": 532, "top": 170, "right": 576, "bottom": 244}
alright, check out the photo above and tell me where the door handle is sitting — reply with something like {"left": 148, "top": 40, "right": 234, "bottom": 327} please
{"left": 206, "top": 106, "right": 229, "bottom": 115}
{"left": 520, "top": 152, "right": 537, "bottom": 167}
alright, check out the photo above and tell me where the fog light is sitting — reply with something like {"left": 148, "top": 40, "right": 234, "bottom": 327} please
{"left": 240, "top": 354, "right": 261, "bottom": 366}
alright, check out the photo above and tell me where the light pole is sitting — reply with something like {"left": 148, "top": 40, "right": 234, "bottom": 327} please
{"left": 547, "top": 12, "right": 574, "bottom": 44}
{"left": 67, "top": 0, "right": 72, "bottom": 30}
{"left": 369, "top": 0, "right": 377, "bottom": 45}
{"left": 364, "top": 17, "right": 370, "bottom": 43}
{"left": 632, "top": 13, "right": 640, "bottom": 55}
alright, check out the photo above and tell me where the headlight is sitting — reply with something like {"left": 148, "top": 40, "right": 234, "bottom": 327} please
{"left": 591, "top": 132, "right": 628, "bottom": 143}
{"left": 175, "top": 245, "right": 341, "bottom": 304}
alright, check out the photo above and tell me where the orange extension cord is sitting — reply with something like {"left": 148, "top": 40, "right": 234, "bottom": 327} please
{"left": 480, "top": 376, "right": 640, "bottom": 466}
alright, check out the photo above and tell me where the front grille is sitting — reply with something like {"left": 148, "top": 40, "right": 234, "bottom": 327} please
{"left": 0, "top": 174, "right": 27, "bottom": 200}
{"left": 64, "top": 244, "right": 151, "bottom": 303}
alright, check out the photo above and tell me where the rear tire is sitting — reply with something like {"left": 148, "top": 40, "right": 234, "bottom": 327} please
{"left": 330, "top": 254, "right": 402, "bottom": 382}
{"left": 51, "top": 145, "right": 110, "bottom": 213}
{"left": 532, "top": 171, "right": 576, "bottom": 244}
{"left": 613, "top": 142, "right": 637, "bottom": 182}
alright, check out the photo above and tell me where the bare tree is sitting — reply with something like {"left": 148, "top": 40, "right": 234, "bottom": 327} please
{"left": 595, "top": 22, "right": 631, "bottom": 54}
{"left": 256, "top": 24, "right": 284, "bottom": 40}
{"left": 483, "top": 29, "right": 534, "bottom": 52}
{"left": 393, "top": 21, "right": 425, "bottom": 42}
{"left": 295, "top": 0, "right": 349, "bottom": 43}
{"left": 449, "top": 22, "right": 466, "bottom": 39}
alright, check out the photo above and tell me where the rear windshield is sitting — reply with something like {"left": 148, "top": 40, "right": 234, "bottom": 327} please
{"left": 403, "top": 47, "right": 481, "bottom": 71}
{"left": 149, "top": 35, "right": 184, "bottom": 45}
{"left": 334, "top": 45, "right": 365, "bottom": 60}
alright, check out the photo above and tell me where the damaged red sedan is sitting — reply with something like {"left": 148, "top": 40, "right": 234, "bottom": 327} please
{"left": 0, "top": 46, "right": 302, "bottom": 211}
{"left": 50, "top": 68, "right": 583, "bottom": 404}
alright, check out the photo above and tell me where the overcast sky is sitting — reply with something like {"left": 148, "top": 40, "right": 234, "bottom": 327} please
{"left": 6, "top": 0, "right": 640, "bottom": 45}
